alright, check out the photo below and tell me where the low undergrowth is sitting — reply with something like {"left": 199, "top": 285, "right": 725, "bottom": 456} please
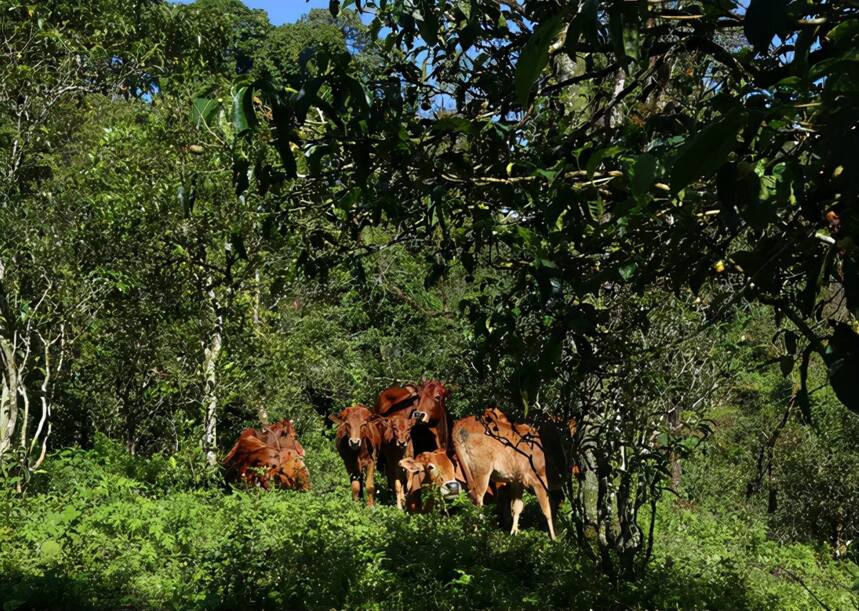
{"left": 1, "top": 442, "right": 857, "bottom": 610}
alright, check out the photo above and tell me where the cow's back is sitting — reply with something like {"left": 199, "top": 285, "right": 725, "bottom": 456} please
{"left": 453, "top": 415, "right": 549, "bottom": 490}
{"left": 375, "top": 385, "right": 418, "bottom": 416}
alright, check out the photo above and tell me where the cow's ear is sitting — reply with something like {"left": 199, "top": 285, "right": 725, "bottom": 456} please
{"left": 398, "top": 458, "right": 423, "bottom": 473}
{"left": 369, "top": 414, "right": 387, "bottom": 430}
{"left": 328, "top": 413, "right": 343, "bottom": 425}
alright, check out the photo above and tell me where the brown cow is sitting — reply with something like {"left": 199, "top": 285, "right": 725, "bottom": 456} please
{"left": 452, "top": 408, "right": 557, "bottom": 539}
{"left": 412, "top": 380, "right": 451, "bottom": 453}
{"left": 260, "top": 418, "right": 305, "bottom": 457}
{"left": 398, "top": 449, "right": 462, "bottom": 513}
{"left": 330, "top": 404, "right": 384, "bottom": 506}
{"left": 374, "top": 384, "right": 420, "bottom": 416}
{"left": 378, "top": 411, "right": 417, "bottom": 509}
{"left": 224, "top": 429, "right": 310, "bottom": 491}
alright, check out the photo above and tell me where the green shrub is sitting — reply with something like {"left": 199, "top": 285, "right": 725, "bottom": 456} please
{"left": 2, "top": 450, "right": 857, "bottom": 610}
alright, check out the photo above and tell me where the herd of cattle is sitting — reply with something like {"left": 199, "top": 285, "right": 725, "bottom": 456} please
{"left": 224, "top": 380, "right": 563, "bottom": 539}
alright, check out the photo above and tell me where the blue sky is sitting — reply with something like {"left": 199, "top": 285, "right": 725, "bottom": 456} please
{"left": 237, "top": 0, "right": 329, "bottom": 25}
{"left": 174, "top": 0, "right": 332, "bottom": 25}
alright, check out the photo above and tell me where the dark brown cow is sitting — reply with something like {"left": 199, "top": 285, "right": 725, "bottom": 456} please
{"left": 330, "top": 404, "right": 384, "bottom": 506}
{"left": 374, "top": 384, "right": 420, "bottom": 416}
{"left": 224, "top": 428, "right": 310, "bottom": 491}
{"left": 378, "top": 411, "right": 417, "bottom": 509}
{"left": 412, "top": 380, "right": 451, "bottom": 453}
{"left": 452, "top": 408, "right": 558, "bottom": 539}
{"left": 398, "top": 449, "right": 462, "bottom": 513}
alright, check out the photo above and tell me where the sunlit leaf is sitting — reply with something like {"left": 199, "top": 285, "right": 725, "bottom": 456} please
{"left": 231, "top": 86, "right": 256, "bottom": 136}
{"left": 515, "top": 12, "right": 567, "bottom": 106}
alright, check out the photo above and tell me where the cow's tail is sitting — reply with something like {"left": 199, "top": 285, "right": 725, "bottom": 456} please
{"left": 223, "top": 440, "right": 240, "bottom": 466}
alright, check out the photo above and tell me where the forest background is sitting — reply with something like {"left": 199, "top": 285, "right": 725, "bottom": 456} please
{"left": 1, "top": 0, "right": 858, "bottom": 608}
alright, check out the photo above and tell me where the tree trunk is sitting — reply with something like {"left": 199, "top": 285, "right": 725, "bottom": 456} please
{"left": 834, "top": 510, "right": 846, "bottom": 559}
{"left": 252, "top": 270, "right": 266, "bottom": 425}
{"left": 609, "top": 70, "right": 626, "bottom": 129}
{"left": 0, "top": 336, "right": 19, "bottom": 462}
{"left": 253, "top": 269, "right": 260, "bottom": 326}
{"left": 669, "top": 405, "right": 681, "bottom": 490}
{"left": 0, "top": 258, "right": 16, "bottom": 462}
{"left": 202, "top": 288, "right": 223, "bottom": 466}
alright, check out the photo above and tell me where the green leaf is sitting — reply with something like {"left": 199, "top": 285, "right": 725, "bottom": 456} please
{"left": 270, "top": 99, "right": 298, "bottom": 178}
{"left": 608, "top": 5, "right": 625, "bottom": 59}
{"left": 586, "top": 146, "right": 622, "bottom": 178}
{"left": 626, "top": 154, "right": 657, "bottom": 197}
{"left": 564, "top": 0, "right": 598, "bottom": 58}
{"left": 231, "top": 86, "right": 256, "bottom": 136}
{"left": 40, "top": 539, "right": 62, "bottom": 560}
{"left": 826, "top": 18, "right": 859, "bottom": 48}
{"left": 784, "top": 330, "right": 798, "bottom": 355}
{"left": 779, "top": 355, "right": 794, "bottom": 377}
{"left": 418, "top": 10, "right": 439, "bottom": 46}
{"left": 670, "top": 112, "right": 746, "bottom": 192}
{"left": 293, "top": 78, "right": 324, "bottom": 124}
{"left": 844, "top": 255, "right": 859, "bottom": 318}
{"left": 587, "top": 198, "right": 604, "bottom": 222}
{"left": 191, "top": 98, "right": 220, "bottom": 130}
{"left": 619, "top": 262, "right": 637, "bottom": 281}
{"left": 432, "top": 115, "right": 473, "bottom": 134}
{"left": 744, "top": 0, "right": 790, "bottom": 54}
{"left": 825, "top": 324, "right": 859, "bottom": 414}
{"left": 515, "top": 12, "right": 567, "bottom": 106}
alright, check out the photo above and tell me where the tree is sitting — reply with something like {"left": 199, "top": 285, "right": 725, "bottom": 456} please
{"left": 0, "top": 0, "right": 161, "bottom": 487}
{"left": 223, "top": 0, "right": 859, "bottom": 577}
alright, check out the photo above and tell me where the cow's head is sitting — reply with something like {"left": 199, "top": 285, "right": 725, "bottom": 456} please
{"left": 272, "top": 450, "right": 311, "bottom": 491}
{"left": 413, "top": 380, "right": 450, "bottom": 423}
{"left": 386, "top": 411, "right": 416, "bottom": 450}
{"left": 482, "top": 406, "right": 510, "bottom": 424}
{"left": 265, "top": 418, "right": 305, "bottom": 457}
{"left": 330, "top": 404, "right": 378, "bottom": 450}
{"left": 399, "top": 450, "right": 461, "bottom": 498}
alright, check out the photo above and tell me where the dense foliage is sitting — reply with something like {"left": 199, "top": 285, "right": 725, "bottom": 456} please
{"left": 1, "top": 0, "right": 858, "bottom": 606}
{"left": 1, "top": 438, "right": 856, "bottom": 610}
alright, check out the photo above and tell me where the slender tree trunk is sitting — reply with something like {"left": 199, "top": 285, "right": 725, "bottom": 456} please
{"left": 202, "top": 287, "right": 223, "bottom": 466}
{"left": 252, "top": 270, "right": 267, "bottom": 425}
{"left": 609, "top": 70, "right": 626, "bottom": 129}
{"left": 0, "top": 257, "right": 16, "bottom": 462}
{"left": 0, "top": 336, "right": 19, "bottom": 461}
{"left": 669, "top": 405, "right": 682, "bottom": 490}
{"left": 595, "top": 452, "right": 615, "bottom": 577}
{"left": 253, "top": 269, "right": 260, "bottom": 326}
{"left": 835, "top": 510, "right": 846, "bottom": 559}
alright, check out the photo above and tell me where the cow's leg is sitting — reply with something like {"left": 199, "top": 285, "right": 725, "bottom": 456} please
{"left": 431, "top": 428, "right": 443, "bottom": 452}
{"left": 533, "top": 483, "right": 557, "bottom": 541}
{"left": 394, "top": 476, "right": 405, "bottom": 510}
{"left": 366, "top": 461, "right": 377, "bottom": 507}
{"left": 394, "top": 459, "right": 407, "bottom": 510}
{"left": 468, "top": 468, "right": 492, "bottom": 507}
{"left": 350, "top": 474, "right": 362, "bottom": 501}
{"left": 509, "top": 482, "right": 525, "bottom": 535}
